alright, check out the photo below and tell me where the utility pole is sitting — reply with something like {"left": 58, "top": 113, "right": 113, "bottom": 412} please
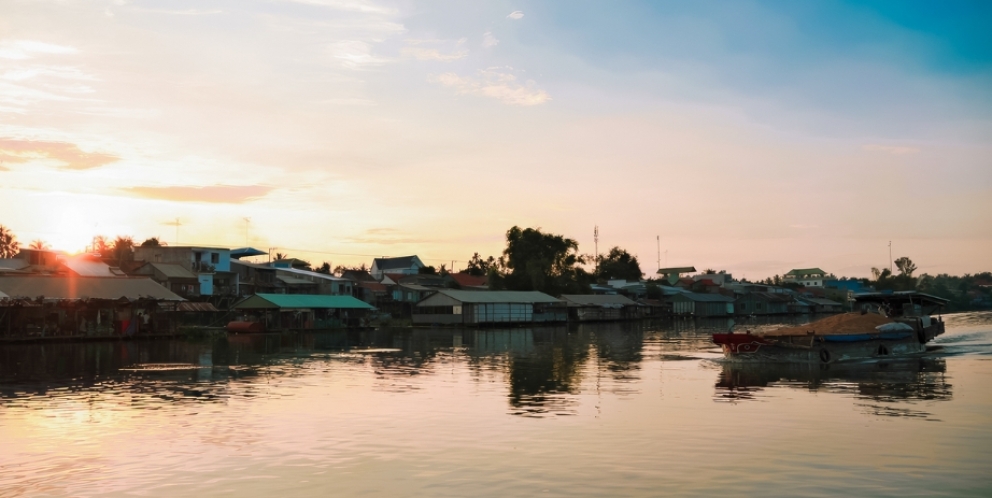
{"left": 170, "top": 218, "right": 182, "bottom": 245}
{"left": 594, "top": 225, "right": 599, "bottom": 274}
{"left": 889, "top": 241, "right": 893, "bottom": 273}
{"left": 656, "top": 235, "right": 661, "bottom": 273}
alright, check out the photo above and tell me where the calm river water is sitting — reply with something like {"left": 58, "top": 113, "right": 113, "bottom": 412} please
{"left": 2, "top": 313, "right": 991, "bottom": 497}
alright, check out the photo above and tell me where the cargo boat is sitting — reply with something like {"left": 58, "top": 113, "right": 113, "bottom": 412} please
{"left": 712, "top": 292, "right": 948, "bottom": 363}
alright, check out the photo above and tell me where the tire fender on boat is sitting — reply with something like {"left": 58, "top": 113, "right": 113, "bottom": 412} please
{"left": 819, "top": 348, "right": 831, "bottom": 363}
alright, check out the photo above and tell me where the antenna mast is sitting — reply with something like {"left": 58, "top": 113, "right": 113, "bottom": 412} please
{"left": 594, "top": 225, "right": 599, "bottom": 274}
{"left": 656, "top": 235, "right": 661, "bottom": 273}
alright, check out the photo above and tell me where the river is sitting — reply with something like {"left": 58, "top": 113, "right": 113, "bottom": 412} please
{"left": 2, "top": 313, "right": 991, "bottom": 497}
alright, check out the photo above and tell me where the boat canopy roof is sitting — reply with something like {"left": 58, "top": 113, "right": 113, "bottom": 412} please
{"left": 853, "top": 291, "right": 948, "bottom": 306}
{"left": 853, "top": 291, "right": 948, "bottom": 316}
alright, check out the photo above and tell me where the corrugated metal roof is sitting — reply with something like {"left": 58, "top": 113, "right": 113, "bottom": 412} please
{"left": 0, "top": 276, "right": 184, "bottom": 301}
{"left": 805, "top": 298, "right": 842, "bottom": 306}
{"left": 672, "top": 292, "right": 734, "bottom": 302}
{"left": 233, "top": 293, "right": 375, "bottom": 310}
{"left": 276, "top": 275, "right": 316, "bottom": 285}
{"left": 373, "top": 256, "right": 422, "bottom": 270}
{"left": 148, "top": 263, "right": 197, "bottom": 279}
{"left": 276, "top": 266, "right": 349, "bottom": 282}
{"left": 0, "top": 259, "right": 30, "bottom": 272}
{"left": 357, "top": 282, "right": 388, "bottom": 292}
{"left": 177, "top": 302, "right": 220, "bottom": 312}
{"left": 785, "top": 268, "right": 826, "bottom": 276}
{"left": 230, "top": 247, "right": 268, "bottom": 259}
{"left": 561, "top": 294, "right": 638, "bottom": 306}
{"left": 657, "top": 266, "right": 696, "bottom": 274}
{"left": 231, "top": 259, "right": 275, "bottom": 270}
{"left": 63, "top": 259, "right": 115, "bottom": 277}
{"left": 448, "top": 273, "right": 488, "bottom": 287}
{"left": 427, "top": 290, "right": 562, "bottom": 304}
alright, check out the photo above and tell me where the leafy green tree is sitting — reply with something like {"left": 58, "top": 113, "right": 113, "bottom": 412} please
{"left": 140, "top": 237, "right": 164, "bottom": 247}
{"left": 419, "top": 265, "right": 438, "bottom": 275}
{"left": 596, "top": 247, "right": 643, "bottom": 281}
{"left": 495, "top": 226, "right": 591, "bottom": 295}
{"left": 314, "top": 262, "right": 331, "bottom": 274}
{"left": 872, "top": 261, "right": 916, "bottom": 291}
{"left": 0, "top": 225, "right": 19, "bottom": 258}
{"left": 895, "top": 257, "right": 918, "bottom": 277}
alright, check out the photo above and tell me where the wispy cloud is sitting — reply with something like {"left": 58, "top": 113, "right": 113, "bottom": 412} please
{"left": 329, "top": 40, "right": 391, "bottom": 69}
{"left": 507, "top": 11, "right": 524, "bottom": 20}
{"left": 279, "top": 0, "right": 397, "bottom": 15}
{"left": 431, "top": 69, "right": 551, "bottom": 106}
{"left": 123, "top": 185, "right": 274, "bottom": 204}
{"left": 0, "top": 40, "right": 78, "bottom": 60}
{"left": 137, "top": 8, "right": 224, "bottom": 15}
{"left": 400, "top": 47, "right": 467, "bottom": 62}
{"left": 482, "top": 31, "right": 499, "bottom": 48}
{"left": 320, "top": 98, "right": 377, "bottom": 106}
{"left": 0, "top": 138, "right": 119, "bottom": 170}
{"left": 345, "top": 227, "right": 430, "bottom": 245}
{"left": 862, "top": 144, "right": 920, "bottom": 155}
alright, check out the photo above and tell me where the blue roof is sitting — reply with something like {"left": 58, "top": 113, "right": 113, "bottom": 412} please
{"left": 230, "top": 247, "right": 269, "bottom": 259}
{"left": 234, "top": 293, "right": 375, "bottom": 310}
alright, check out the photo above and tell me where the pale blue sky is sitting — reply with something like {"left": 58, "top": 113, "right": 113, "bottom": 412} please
{"left": 1, "top": 0, "right": 989, "bottom": 277}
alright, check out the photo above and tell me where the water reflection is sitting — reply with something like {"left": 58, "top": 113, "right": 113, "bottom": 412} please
{"left": 0, "top": 317, "right": 967, "bottom": 419}
{"left": 714, "top": 358, "right": 952, "bottom": 418}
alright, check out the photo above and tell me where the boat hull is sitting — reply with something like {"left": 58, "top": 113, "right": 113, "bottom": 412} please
{"left": 713, "top": 320, "right": 944, "bottom": 363}
{"left": 713, "top": 333, "right": 926, "bottom": 363}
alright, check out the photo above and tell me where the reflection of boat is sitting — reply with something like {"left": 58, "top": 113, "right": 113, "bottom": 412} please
{"left": 712, "top": 292, "right": 948, "bottom": 363}
{"left": 715, "top": 357, "right": 951, "bottom": 408}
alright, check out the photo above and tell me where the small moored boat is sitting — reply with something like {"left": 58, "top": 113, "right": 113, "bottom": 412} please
{"left": 713, "top": 292, "right": 948, "bottom": 363}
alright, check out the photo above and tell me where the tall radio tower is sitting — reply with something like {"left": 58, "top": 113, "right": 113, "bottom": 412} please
{"left": 594, "top": 225, "right": 599, "bottom": 273}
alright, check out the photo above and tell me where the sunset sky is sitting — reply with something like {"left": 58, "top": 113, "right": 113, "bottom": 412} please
{"left": 1, "top": 0, "right": 990, "bottom": 278}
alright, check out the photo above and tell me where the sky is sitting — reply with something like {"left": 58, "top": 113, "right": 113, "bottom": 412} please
{"left": 1, "top": 0, "right": 990, "bottom": 278}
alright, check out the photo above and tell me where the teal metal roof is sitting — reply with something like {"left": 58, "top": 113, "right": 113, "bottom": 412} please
{"left": 234, "top": 293, "right": 375, "bottom": 310}
{"left": 426, "top": 290, "right": 562, "bottom": 304}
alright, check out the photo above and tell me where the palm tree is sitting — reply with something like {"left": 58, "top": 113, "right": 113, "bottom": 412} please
{"left": 91, "top": 235, "right": 110, "bottom": 255}
{"left": 29, "top": 239, "right": 50, "bottom": 250}
{"left": 140, "top": 237, "right": 164, "bottom": 247}
{"left": 111, "top": 236, "right": 135, "bottom": 266}
{"left": 0, "top": 225, "right": 19, "bottom": 258}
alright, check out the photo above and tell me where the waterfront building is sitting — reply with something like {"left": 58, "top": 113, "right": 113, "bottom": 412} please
{"left": 370, "top": 255, "right": 425, "bottom": 279}
{"left": 784, "top": 268, "right": 828, "bottom": 287}
{"left": 412, "top": 290, "right": 566, "bottom": 325}
{"left": 132, "top": 245, "right": 238, "bottom": 297}
{"left": 668, "top": 292, "right": 735, "bottom": 317}
{"left": 0, "top": 275, "right": 184, "bottom": 338}
{"left": 232, "top": 293, "right": 375, "bottom": 329}
{"left": 560, "top": 294, "right": 641, "bottom": 321}
{"left": 657, "top": 266, "right": 697, "bottom": 285}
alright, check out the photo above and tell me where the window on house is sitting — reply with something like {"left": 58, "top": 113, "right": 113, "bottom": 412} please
{"left": 211, "top": 253, "right": 219, "bottom": 264}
